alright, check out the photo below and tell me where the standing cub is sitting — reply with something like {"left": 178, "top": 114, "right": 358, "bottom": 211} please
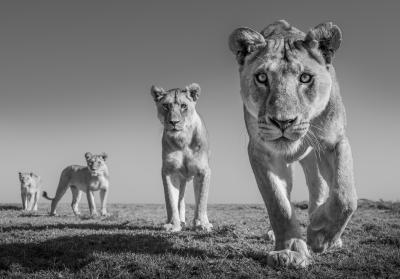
{"left": 151, "top": 83, "right": 212, "bottom": 232}
{"left": 42, "top": 152, "right": 110, "bottom": 216}
{"left": 19, "top": 172, "right": 41, "bottom": 211}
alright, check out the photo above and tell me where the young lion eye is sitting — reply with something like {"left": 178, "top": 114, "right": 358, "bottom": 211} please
{"left": 181, "top": 103, "right": 187, "bottom": 110}
{"left": 255, "top": 73, "right": 268, "bottom": 84}
{"left": 162, "top": 104, "right": 169, "bottom": 111}
{"left": 299, "top": 73, "right": 313, "bottom": 83}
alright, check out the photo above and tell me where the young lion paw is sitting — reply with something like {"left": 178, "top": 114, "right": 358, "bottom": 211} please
{"left": 193, "top": 220, "right": 213, "bottom": 232}
{"left": 163, "top": 223, "right": 182, "bottom": 232}
{"left": 267, "top": 249, "right": 310, "bottom": 268}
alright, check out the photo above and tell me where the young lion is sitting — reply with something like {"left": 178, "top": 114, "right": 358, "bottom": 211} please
{"left": 151, "top": 83, "right": 212, "bottom": 232}
{"left": 229, "top": 20, "right": 357, "bottom": 267}
{"left": 42, "top": 152, "right": 110, "bottom": 216}
{"left": 19, "top": 172, "right": 41, "bottom": 211}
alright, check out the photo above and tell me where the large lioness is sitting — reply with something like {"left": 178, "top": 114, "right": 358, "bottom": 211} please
{"left": 19, "top": 172, "right": 41, "bottom": 211}
{"left": 228, "top": 20, "right": 357, "bottom": 267}
{"left": 42, "top": 152, "right": 110, "bottom": 216}
{"left": 151, "top": 83, "right": 212, "bottom": 232}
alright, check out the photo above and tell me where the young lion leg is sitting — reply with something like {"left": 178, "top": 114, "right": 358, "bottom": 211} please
{"left": 162, "top": 173, "right": 182, "bottom": 232}
{"left": 307, "top": 137, "right": 357, "bottom": 253}
{"left": 21, "top": 192, "right": 27, "bottom": 210}
{"left": 32, "top": 192, "right": 39, "bottom": 211}
{"left": 71, "top": 186, "right": 82, "bottom": 216}
{"left": 193, "top": 168, "right": 212, "bottom": 231}
{"left": 86, "top": 190, "right": 98, "bottom": 216}
{"left": 299, "top": 150, "right": 329, "bottom": 217}
{"left": 100, "top": 189, "right": 109, "bottom": 216}
{"left": 248, "top": 144, "right": 310, "bottom": 268}
{"left": 178, "top": 178, "right": 187, "bottom": 226}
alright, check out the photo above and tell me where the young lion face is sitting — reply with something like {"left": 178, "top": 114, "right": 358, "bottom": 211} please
{"left": 84, "top": 152, "right": 108, "bottom": 176}
{"left": 19, "top": 172, "right": 39, "bottom": 187}
{"left": 151, "top": 83, "right": 200, "bottom": 136}
{"left": 229, "top": 21, "right": 341, "bottom": 155}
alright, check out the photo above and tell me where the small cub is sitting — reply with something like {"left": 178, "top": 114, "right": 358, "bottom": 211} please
{"left": 42, "top": 152, "right": 110, "bottom": 216}
{"left": 151, "top": 83, "right": 212, "bottom": 232}
{"left": 19, "top": 172, "right": 41, "bottom": 211}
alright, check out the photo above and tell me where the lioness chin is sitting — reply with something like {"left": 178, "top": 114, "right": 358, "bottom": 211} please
{"left": 151, "top": 83, "right": 212, "bottom": 232}
{"left": 229, "top": 20, "right": 357, "bottom": 268}
{"left": 42, "top": 152, "right": 110, "bottom": 216}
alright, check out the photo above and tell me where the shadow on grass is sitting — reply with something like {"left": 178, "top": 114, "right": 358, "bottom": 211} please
{"left": 0, "top": 205, "right": 21, "bottom": 211}
{"left": 0, "top": 232, "right": 211, "bottom": 272}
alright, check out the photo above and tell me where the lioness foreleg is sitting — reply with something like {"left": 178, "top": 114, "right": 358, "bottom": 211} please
{"left": 86, "top": 190, "right": 98, "bottom": 216}
{"left": 307, "top": 137, "right": 357, "bottom": 253}
{"left": 249, "top": 144, "right": 310, "bottom": 268}
{"left": 162, "top": 173, "right": 182, "bottom": 232}
{"left": 21, "top": 193, "right": 27, "bottom": 210}
{"left": 100, "top": 189, "right": 109, "bottom": 216}
{"left": 178, "top": 179, "right": 187, "bottom": 226}
{"left": 193, "top": 168, "right": 212, "bottom": 231}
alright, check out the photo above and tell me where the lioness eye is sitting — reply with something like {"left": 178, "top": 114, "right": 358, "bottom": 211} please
{"left": 255, "top": 73, "right": 268, "bottom": 83}
{"left": 299, "top": 73, "right": 313, "bottom": 83}
{"left": 162, "top": 104, "right": 169, "bottom": 111}
{"left": 181, "top": 103, "right": 187, "bottom": 110}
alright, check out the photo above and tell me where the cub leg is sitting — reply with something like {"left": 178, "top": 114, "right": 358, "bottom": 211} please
{"left": 162, "top": 173, "right": 182, "bottom": 232}
{"left": 299, "top": 150, "right": 329, "bottom": 216}
{"left": 100, "top": 189, "right": 109, "bottom": 216}
{"left": 86, "top": 190, "right": 97, "bottom": 216}
{"left": 178, "top": 178, "right": 187, "bottom": 226}
{"left": 307, "top": 137, "right": 357, "bottom": 253}
{"left": 21, "top": 192, "right": 27, "bottom": 210}
{"left": 71, "top": 186, "right": 82, "bottom": 216}
{"left": 32, "top": 191, "right": 39, "bottom": 211}
{"left": 193, "top": 168, "right": 212, "bottom": 231}
{"left": 27, "top": 194, "right": 34, "bottom": 211}
{"left": 248, "top": 143, "right": 310, "bottom": 268}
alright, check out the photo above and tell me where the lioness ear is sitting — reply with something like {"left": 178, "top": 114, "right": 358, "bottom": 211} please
{"left": 30, "top": 172, "right": 34, "bottom": 177}
{"left": 304, "top": 22, "right": 342, "bottom": 64}
{"left": 18, "top": 172, "right": 22, "bottom": 178}
{"left": 85, "top": 152, "right": 93, "bottom": 161}
{"left": 228, "top": 27, "right": 266, "bottom": 65}
{"left": 150, "top": 85, "right": 166, "bottom": 102}
{"left": 100, "top": 152, "right": 108, "bottom": 161}
{"left": 186, "top": 83, "right": 201, "bottom": 102}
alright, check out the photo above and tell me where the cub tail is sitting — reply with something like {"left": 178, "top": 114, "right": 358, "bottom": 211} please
{"left": 42, "top": 191, "right": 55, "bottom": 200}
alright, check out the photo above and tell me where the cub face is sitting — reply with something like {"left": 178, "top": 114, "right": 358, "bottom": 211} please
{"left": 229, "top": 20, "right": 342, "bottom": 155}
{"left": 19, "top": 172, "right": 39, "bottom": 187}
{"left": 84, "top": 152, "right": 108, "bottom": 176}
{"left": 151, "top": 83, "right": 201, "bottom": 136}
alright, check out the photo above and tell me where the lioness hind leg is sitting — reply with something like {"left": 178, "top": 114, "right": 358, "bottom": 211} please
{"left": 248, "top": 144, "right": 310, "bottom": 268}
{"left": 162, "top": 173, "right": 182, "bottom": 232}
{"left": 193, "top": 168, "right": 212, "bottom": 231}
{"left": 71, "top": 186, "right": 82, "bottom": 216}
{"left": 307, "top": 138, "right": 357, "bottom": 253}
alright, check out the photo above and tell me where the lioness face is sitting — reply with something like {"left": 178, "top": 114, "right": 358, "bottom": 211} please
{"left": 84, "top": 152, "right": 108, "bottom": 176}
{"left": 19, "top": 172, "right": 36, "bottom": 187}
{"left": 229, "top": 21, "right": 342, "bottom": 155}
{"left": 151, "top": 83, "right": 200, "bottom": 136}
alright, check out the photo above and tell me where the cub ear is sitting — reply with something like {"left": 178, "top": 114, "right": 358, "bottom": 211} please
{"left": 85, "top": 152, "right": 93, "bottom": 160}
{"left": 18, "top": 172, "right": 22, "bottom": 178}
{"left": 304, "top": 22, "right": 342, "bottom": 64}
{"left": 150, "top": 85, "right": 166, "bottom": 102}
{"left": 228, "top": 27, "right": 266, "bottom": 65}
{"left": 100, "top": 152, "right": 108, "bottom": 161}
{"left": 29, "top": 172, "right": 34, "bottom": 177}
{"left": 186, "top": 83, "right": 201, "bottom": 102}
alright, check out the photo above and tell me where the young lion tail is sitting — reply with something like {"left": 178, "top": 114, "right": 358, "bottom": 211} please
{"left": 42, "top": 191, "right": 54, "bottom": 200}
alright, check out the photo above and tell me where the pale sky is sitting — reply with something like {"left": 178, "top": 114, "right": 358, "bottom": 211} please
{"left": 1, "top": 0, "right": 399, "bottom": 204}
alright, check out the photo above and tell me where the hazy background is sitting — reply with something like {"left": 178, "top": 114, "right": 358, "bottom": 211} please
{"left": 1, "top": 0, "right": 399, "bottom": 204}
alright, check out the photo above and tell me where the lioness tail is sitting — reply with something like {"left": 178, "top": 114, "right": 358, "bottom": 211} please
{"left": 42, "top": 191, "right": 54, "bottom": 200}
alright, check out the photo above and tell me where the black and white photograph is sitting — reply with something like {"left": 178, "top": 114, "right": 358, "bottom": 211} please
{"left": 0, "top": 1, "right": 399, "bottom": 278}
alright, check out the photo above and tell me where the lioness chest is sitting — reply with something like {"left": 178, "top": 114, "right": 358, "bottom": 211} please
{"left": 163, "top": 147, "right": 208, "bottom": 177}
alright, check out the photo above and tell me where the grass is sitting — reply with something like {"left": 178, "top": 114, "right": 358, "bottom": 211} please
{"left": 0, "top": 200, "right": 399, "bottom": 278}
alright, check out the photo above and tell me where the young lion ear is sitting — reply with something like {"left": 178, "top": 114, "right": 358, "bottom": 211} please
{"left": 150, "top": 85, "right": 166, "bottom": 102}
{"left": 85, "top": 152, "right": 93, "bottom": 160}
{"left": 228, "top": 27, "right": 266, "bottom": 65}
{"left": 100, "top": 152, "right": 108, "bottom": 161}
{"left": 186, "top": 83, "right": 201, "bottom": 102}
{"left": 304, "top": 22, "right": 342, "bottom": 64}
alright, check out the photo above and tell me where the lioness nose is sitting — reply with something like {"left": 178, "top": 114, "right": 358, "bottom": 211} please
{"left": 269, "top": 117, "right": 297, "bottom": 130}
{"left": 169, "top": 120, "right": 180, "bottom": 126}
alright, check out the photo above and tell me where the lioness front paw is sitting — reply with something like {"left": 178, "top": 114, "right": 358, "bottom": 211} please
{"left": 193, "top": 219, "right": 213, "bottom": 232}
{"left": 267, "top": 249, "right": 310, "bottom": 268}
{"left": 163, "top": 223, "right": 182, "bottom": 232}
{"left": 101, "top": 210, "right": 109, "bottom": 217}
